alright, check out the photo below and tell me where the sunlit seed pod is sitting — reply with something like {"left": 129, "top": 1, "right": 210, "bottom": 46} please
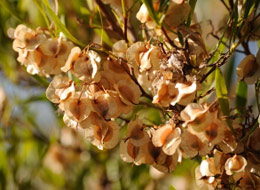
{"left": 11, "top": 24, "right": 47, "bottom": 51}
{"left": 126, "top": 42, "right": 149, "bottom": 69}
{"left": 124, "top": 119, "right": 150, "bottom": 147}
{"left": 46, "top": 75, "right": 74, "bottom": 104}
{"left": 38, "top": 38, "right": 74, "bottom": 75}
{"left": 199, "top": 149, "right": 229, "bottom": 179}
{"left": 85, "top": 120, "right": 120, "bottom": 150}
{"left": 200, "top": 159, "right": 217, "bottom": 177}
{"left": 138, "top": 45, "right": 160, "bottom": 73}
{"left": 164, "top": 2, "right": 191, "bottom": 29}
{"left": 63, "top": 92, "right": 92, "bottom": 122}
{"left": 120, "top": 140, "right": 144, "bottom": 165}
{"left": 236, "top": 54, "right": 260, "bottom": 85}
{"left": 152, "top": 80, "right": 178, "bottom": 107}
{"left": 233, "top": 171, "right": 260, "bottom": 190}
{"left": 136, "top": 4, "right": 156, "bottom": 29}
{"left": 98, "top": 71, "right": 116, "bottom": 90}
{"left": 180, "top": 103, "right": 213, "bottom": 132}
{"left": 23, "top": 49, "right": 43, "bottom": 75}
{"left": 62, "top": 47, "right": 101, "bottom": 82}
{"left": 112, "top": 40, "right": 128, "bottom": 59}
{"left": 170, "top": 81, "right": 197, "bottom": 106}
{"left": 247, "top": 152, "right": 260, "bottom": 174}
{"left": 152, "top": 124, "right": 181, "bottom": 156}
{"left": 77, "top": 112, "right": 103, "bottom": 129}
{"left": 112, "top": 91, "right": 133, "bottom": 115}
{"left": 90, "top": 90, "right": 121, "bottom": 120}
{"left": 180, "top": 131, "right": 213, "bottom": 158}
{"left": 225, "top": 155, "right": 247, "bottom": 175}
{"left": 152, "top": 151, "right": 178, "bottom": 173}
{"left": 63, "top": 114, "right": 78, "bottom": 129}
{"left": 195, "top": 165, "right": 218, "bottom": 190}
{"left": 218, "top": 127, "right": 238, "bottom": 154}
{"left": 196, "top": 118, "right": 226, "bottom": 145}
{"left": 103, "top": 59, "right": 130, "bottom": 82}
{"left": 114, "top": 79, "right": 141, "bottom": 105}
{"left": 138, "top": 141, "right": 160, "bottom": 165}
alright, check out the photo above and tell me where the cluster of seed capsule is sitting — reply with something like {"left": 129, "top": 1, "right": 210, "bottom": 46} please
{"left": 8, "top": 0, "right": 260, "bottom": 187}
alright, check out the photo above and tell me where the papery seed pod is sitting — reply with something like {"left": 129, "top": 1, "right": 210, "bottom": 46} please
{"left": 235, "top": 171, "right": 260, "bottom": 190}
{"left": 225, "top": 155, "right": 247, "bottom": 175}
{"left": 136, "top": 4, "right": 156, "bottom": 29}
{"left": 196, "top": 118, "right": 226, "bottom": 145}
{"left": 127, "top": 42, "right": 161, "bottom": 92}
{"left": 85, "top": 120, "right": 119, "bottom": 150}
{"left": 98, "top": 71, "right": 116, "bottom": 90}
{"left": 76, "top": 112, "right": 103, "bottom": 129}
{"left": 112, "top": 40, "right": 128, "bottom": 59}
{"left": 124, "top": 119, "right": 150, "bottom": 147}
{"left": 10, "top": 24, "right": 47, "bottom": 51}
{"left": 152, "top": 80, "right": 178, "bottom": 107}
{"left": 126, "top": 42, "right": 160, "bottom": 73}
{"left": 180, "top": 131, "right": 213, "bottom": 158}
{"left": 152, "top": 124, "right": 181, "bottom": 156}
{"left": 236, "top": 54, "right": 260, "bottom": 85}
{"left": 195, "top": 165, "right": 218, "bottom": 190}
{"left": 138, "top": 141, "right": 162, "bottom": 165}
{"left": 37, "top": 38, "right": 74, "bottom": 76}
{"left": 152, "top": 151, "right": 178, "bottom": 173}
{"left": 170, "top": 81, "right": 197, "bottom": 106}
{"left": 200, "top": 159, "right": 218, "bottom": 177}
{"left": 218, "top": 124, "right": 241, "bottom": 154}
{"left": 114, "top": 79, "right": 141, "bottom": 105}
{"left": 62, "top": 47, "right": 101, "bottom": 82}
{"left": 164, "top": 2, "right": 191, "bottom": 29}
{"left": 103, "top": 59, "right": 130, "bottom": 82}
{"left": 46, "top": 75, "right": 74, "bottom": 104}
{"left": 247, "top": 152, "right": 260, "bottom": 173}
{"left": 120, "top": 139, "right": 144, "bottom": 165}
{"left": 90, "top": 90, "right": 121, "bottom": 120}
{"left": 63, "top": 92, "right": 92, "bottom": 122}
{"left": 180, "top": 103, "right": 212, "bottom": 132}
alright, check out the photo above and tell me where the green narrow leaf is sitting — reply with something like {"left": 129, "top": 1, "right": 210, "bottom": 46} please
{"left": 32, "top": 0, "right": 51, "bottom": 27}
{"left": 186, "top": 0, "right": 197, "bottom": 26}
{"left": 215, "top": 68, "right": 229, "bottom": 115}
{"left": 215, "top": 68, "right": 234, "bottom": 133}
{"left": 230, "top": 0, "right": 239, "bottom": 42}
{"left": 169, "top": 185, "right": 176, "bottom": 190}
{"left": 142, "top": 0, "right": 159, "bottom": 24}
{"left": 41, "top": 0, "right": 85, "bottom": 47}
{"left": 235, "top": 81, "right": 247, "bottom": 114}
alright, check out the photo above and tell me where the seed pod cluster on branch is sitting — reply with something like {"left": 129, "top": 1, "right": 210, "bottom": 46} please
{"left": 8, "top": 0, "right": 260, "bottom": 189}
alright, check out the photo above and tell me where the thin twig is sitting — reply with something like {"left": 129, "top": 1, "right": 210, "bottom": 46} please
{"left": 95, "top": 0, "right": 124, "bottom": 38}
{"left": 161, "top": 26, "right": 180, "bottom": 49}
{"left": 219, "top": 0, "right": 230, "bottom": 12}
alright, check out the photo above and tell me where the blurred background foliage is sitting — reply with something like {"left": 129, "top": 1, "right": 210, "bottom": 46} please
{"left": 0, "top": 0, "right": 259, "bottom": 190}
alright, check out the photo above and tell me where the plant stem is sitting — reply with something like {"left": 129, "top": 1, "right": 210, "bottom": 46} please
{"left": 95, "top": 0, "right": 124, "bottom": 38}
